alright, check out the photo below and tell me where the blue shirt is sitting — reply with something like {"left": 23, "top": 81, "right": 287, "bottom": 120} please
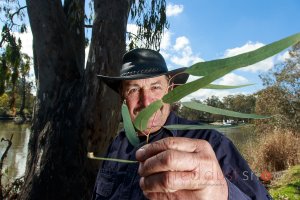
{"left": 92, "top": 112, "right": 272, "bottom": 200}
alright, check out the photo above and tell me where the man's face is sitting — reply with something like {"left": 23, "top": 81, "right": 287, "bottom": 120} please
{"left": 122, "top": 75, "right": 171, "bottom": 135}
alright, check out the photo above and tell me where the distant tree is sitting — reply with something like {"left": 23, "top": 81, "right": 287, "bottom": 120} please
{"left": 222, "top": 94, "right": 256, "bottom": 122}
{"left": 0, "top": 93, "right": 9, "bottom": 108}
{"left": 178, "top": 98, "right": 206, "bottom": 121}
{"left": 204, "top": 95, "right": 224, "bottom": 121}
{"left": 204, "top": 95, "right": 224, "bottom": 108}
{"left": 0, "top": 0, "right": 27, "bottom": 115}
{"left": 178, "top": 96, "right": 224, "bottom": 122}
{"left": 223, "top": 94, "right": 256, "bottom": 113}
{"left": 256, "top": 43, "right": 300, "bottom": 134}
{"left": 2, "top": 39, "right": 22, "bottom": 115}
{"left": 17, "top": 53, "right": 30, "bottom": 119}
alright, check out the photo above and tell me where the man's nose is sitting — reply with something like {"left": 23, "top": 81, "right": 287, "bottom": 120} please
{"left": 139, "top": 89, "right": 153, "bottom": 107}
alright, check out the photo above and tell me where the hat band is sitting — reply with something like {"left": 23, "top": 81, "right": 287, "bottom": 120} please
{"left": 120, "top": 67, "right": 165, "bottom": 77}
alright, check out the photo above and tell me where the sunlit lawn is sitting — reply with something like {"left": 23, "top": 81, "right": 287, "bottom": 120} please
{"left": 269, "top": 165, "right": 300, "bottom": 200}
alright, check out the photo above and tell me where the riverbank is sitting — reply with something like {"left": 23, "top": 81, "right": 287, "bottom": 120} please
{"left": 269, "top": 165, "right": 300, "bottom": 200}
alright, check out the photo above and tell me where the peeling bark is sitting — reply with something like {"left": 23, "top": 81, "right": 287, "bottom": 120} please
{"left": 20, "top": 0, "right": 131, "bottom": 199}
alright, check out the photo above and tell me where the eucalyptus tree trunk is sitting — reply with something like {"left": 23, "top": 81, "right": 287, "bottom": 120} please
{"left": 19, "top": 75, "right": 26, "bottom": 121}
{"left": 20, "top": 0, "right": 130, "bottom": 199}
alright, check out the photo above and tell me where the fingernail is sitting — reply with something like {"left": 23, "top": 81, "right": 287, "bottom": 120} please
{"left": 136, "top": 147, "right": 146, "bottom": 161}
{"left": 138, "top": 162, "right": 144, "bottom": 175}
{"left": 139, "top": 177, "right": 145, "bottom": 190}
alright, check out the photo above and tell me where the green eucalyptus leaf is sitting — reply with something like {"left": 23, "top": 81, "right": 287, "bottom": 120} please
{"left": 186, "top": 32, "right": 300, "bottom": 76}
{"left": 203, "top": 83, "right": 254, "bottom": 89}
{"left": 121, "top": 103, "right": 139, "bottom": 147}
{"left": 182, "top": 101, "right": 270, "bottom": 119}
{"left": 127, "top": 33, "right": 299, "bottom": 135}
{"left": 163, "top": 33, "right": 300, "bottom": 104}
{"left": 163, "top": 72, "right": 230, "bottom": 103}
{"left": 164, "top": 124, "right": 242, "bottom": 130}
{"left": 133, "top": 99, "right": 164, "bottom": 131}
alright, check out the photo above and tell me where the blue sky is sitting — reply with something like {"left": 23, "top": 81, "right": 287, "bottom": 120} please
{"left": 168, "top": 0, "right": 300, "bottom": 59}
{"left": 153, "top": 0, "right": 300, "bottom": 101}
{"left": 13, "top": 0, "right": 300, "bottom": 100}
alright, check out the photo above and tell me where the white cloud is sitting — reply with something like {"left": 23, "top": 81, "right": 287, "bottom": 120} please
{"left": 166, "top": 3, "right": 184, "bottom": 17}
{"left": 160, "top": 50, "right": 170, "bottom": 60}
{"left": 277, "top": 50, "right": 291, "bottom": 62}
{"left": 243, "top": 58, "right": 274, "bottom": 72}
{"left": 170, "top": 46, "right": 203, "bottom": 67}
{"left": 160, "top": 30, "right": 172, "bottom": 50}
{"left": 14, "top": 27, "right": 33, "bottom": 58}
{"left": 217, "top": 73, "right": 249, "bottom": 85}
{"left": 170, "top": 49, "right": 203, "bottom": 67}
{"left": 224, "top": 41, "right": 264, "bottom": 57}
{"left": 224, "top": 41, "right": 275, "bottom": 72}
{"left": 166, "top": 36, "right": 204, "bottom": 67}
{"left": 85, "top": 44, "right": 90, "bottom": 66}
{"left": 127, "top": 23, "right": 138, "bottom": 35}
{"left": 181, "top": 89, "right": 249, "bottom": 102}
{"left": 173, "top": 36, "right": 189, "bottom": 51}
{"left": 13, "top": 27, "right": 36, "bottom": 94}
{"left": 126, "top": 24, "right": 173, "bottom": 51}
{"left": 180, "top": 73, "right": 249, "bottom": 102}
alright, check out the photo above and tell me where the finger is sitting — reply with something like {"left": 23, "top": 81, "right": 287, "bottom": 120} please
{"left": 138, "top": 149, "right": 200, "bottom": 177}
{"left": 143, "top": 191, "right": 187, "bottom": 200}
{"left": 136, "top": 137, "right": 210, "bottom": 162}
{"left": 140, "top": 171, "right": 210, "bottom": 193}
{"left": 143, "top": 190, "right": 200, "bottom": 200}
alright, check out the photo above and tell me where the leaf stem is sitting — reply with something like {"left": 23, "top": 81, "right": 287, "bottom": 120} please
{"left": 87, "top": 152, "right": 138, "bottom": 163}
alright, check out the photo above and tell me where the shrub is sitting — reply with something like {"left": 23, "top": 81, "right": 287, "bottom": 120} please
{"left": 244, "top": 130, "right": 300, "bottom": 172}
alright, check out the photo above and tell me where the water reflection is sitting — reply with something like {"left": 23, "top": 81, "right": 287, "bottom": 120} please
{"left": 217, "top": 125, "right": 257, "bottom": 152}
{"left": 0, "top": 122, "right": 30, "bottom": 184}
{"left": 0, "top": 122, "right": 256, "bottom": 185}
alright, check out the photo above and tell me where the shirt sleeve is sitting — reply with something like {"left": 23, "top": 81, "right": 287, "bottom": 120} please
{"left": 211, "top": 132, "right": 273, "bottom": 200}
{"left": 226, "top": 178, "right": 251, "bottom": 200}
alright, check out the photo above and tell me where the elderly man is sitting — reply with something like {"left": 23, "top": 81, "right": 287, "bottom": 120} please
{"left": 92, "top": 48, "right": 272, "bottom": 200}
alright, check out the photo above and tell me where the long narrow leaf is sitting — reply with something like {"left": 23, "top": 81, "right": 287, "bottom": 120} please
{"left": 163, "top": 33, "right": 300, "bottom": 103}
{"left": 162, "top": 70, "right": 232, "bottom": 103}
{"left": 164, "top": 124, "right": 242, "bottom": 130}
{"left": 133, "top": 99, "right": 163, "bottom": 131}
{"left": 137, "top": 75, "right": 242, "bottom": 119}
{"left": 203, "top": 83, "right": 254, "bottom": 89}
{"left": 182, "top": 101, "right": 269, "bottom": 119}
{"left": 132, "top": 33, "right": 299, "bottom": 133}
{"left": 121, "top": 103, "right": 139, "bottom": 147}
{"left": 186, "top": 32, "right": 300, "bottom": 76}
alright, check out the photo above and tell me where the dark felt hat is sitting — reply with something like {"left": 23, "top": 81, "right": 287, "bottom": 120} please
{"left": 97, "top": 48, "right": 189, "bottom": 93}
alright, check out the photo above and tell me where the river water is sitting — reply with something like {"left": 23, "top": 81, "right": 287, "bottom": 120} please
{"left": 0, "top": 121, "right": 31, "bottom": 185}
{"left": 0, "top": 122, "right": 256, "bottom": 184}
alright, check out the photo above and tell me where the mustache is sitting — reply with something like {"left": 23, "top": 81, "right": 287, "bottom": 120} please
{"left": 133, "top": 106, "right": 164, "bottom": 116}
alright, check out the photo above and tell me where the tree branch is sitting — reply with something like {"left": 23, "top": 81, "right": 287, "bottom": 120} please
{"left": 9, "top": 6, "right": 27, "bottom": 22}
{"left": 0, "top": 134, "right": 14, "bottom": 199}
{"left": 84, "top": 24, "right": 93, "bottom": 28}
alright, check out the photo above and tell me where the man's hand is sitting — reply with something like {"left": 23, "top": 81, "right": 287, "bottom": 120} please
{"left": 136, "top": 137, "right": 228, "bottom": 200}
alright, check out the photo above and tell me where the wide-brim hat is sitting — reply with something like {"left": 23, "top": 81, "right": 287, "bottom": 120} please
{"left": 97, "top": 48, "right": 189, "bottom": 93}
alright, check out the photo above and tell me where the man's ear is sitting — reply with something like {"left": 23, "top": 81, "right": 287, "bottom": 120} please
{"left": 167, "top": 75, "right": 175, "bottom": 91}
{"left": 169, "top": 82, "right": 175, "bottom": 91}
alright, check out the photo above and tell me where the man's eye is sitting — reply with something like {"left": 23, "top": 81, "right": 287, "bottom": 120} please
{"left": 128, "top": 88, "right": 138, "bottom": 94}
{"left": 152, "top": 86, "right": 162, "bottom": 90}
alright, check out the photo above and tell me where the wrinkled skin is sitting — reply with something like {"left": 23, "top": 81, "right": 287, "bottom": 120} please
{"left": 136, "top": 137, "right": 228, "bottom": 200}
{"left": 122, "top": 76, "right": 228, "bottom": 199}
{"left": 122, "top": 75, "right": 171, "bottom": 135}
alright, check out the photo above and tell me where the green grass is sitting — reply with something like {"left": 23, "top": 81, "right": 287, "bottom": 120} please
{"left": 269, "top": 165, "right": 300, "bottom": 200}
